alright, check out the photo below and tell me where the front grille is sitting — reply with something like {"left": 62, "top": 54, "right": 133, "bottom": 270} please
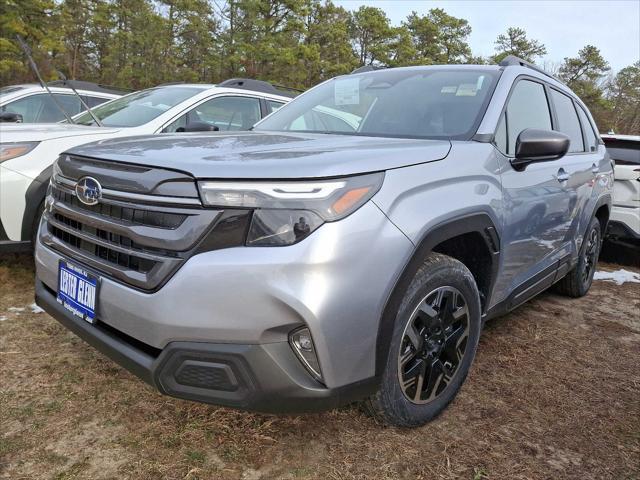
{"left": 52, "top": 188, "right": 186, "bottom": 229}
{"left": 50, "top": 213, "right": 157, "bottom": 273}
{"left": 41, "top": 166, "right": 226, "bottom": 291}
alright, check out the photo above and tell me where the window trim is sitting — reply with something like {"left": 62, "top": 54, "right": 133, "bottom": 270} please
{"left": 492, "top": 74, "right": 600, "bottom": 158}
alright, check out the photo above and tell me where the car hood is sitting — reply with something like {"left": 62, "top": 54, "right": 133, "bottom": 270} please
{"left": 0, "top": 123, "right": 122, "bottom": 142}
{"left": 67, "top": 131, "right": 452, "bottom": 179}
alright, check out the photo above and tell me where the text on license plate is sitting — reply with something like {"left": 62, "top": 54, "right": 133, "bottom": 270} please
{"left": 57, "top": 261, "right": 99, "bottom": 323}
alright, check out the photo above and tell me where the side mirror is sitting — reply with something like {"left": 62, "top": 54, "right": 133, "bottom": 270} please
{"left": 176, "top": 121, "right": 219, "bottom": 133}
{"left": 0, "top": 112, "right": 24, "bottom": 123}
{"left": 511, "top": 129, "right": 570, "bottom": 171}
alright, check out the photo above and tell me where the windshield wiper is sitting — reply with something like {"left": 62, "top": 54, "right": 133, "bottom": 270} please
{"left": 15, "top": 35, "right": 75, "bottom": 124}
{"left": 55, "top": 70, "right": 104, "bottom": 127}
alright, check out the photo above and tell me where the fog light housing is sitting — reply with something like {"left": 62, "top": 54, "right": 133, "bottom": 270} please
{"left": 289, "top": 327, "right": 323, "bottom": 382}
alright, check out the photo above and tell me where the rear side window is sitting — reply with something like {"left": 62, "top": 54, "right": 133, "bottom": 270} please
{"left": 576, "top": 106, "right": 598, "bottom": 152}
{"left": 500, "top": 80, "right": 552, "bottom": 155}
{"left": 550, "top": 89, "right": 584, "bottom": 153}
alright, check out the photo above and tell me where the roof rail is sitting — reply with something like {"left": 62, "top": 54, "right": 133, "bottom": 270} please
{"left": 498, "top": 55, "right": 564, "bottom": 84}
{"left": 46, "top": 80, "right": 133, "bottom": 95}
{"left": 351, "top": 65, "right": 384, "bottom": 74}
{"left": 217, "top": 78, "right": 301, "bottom": 98}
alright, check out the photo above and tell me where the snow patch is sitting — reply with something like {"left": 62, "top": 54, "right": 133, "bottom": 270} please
{"left": 593, "top": 269, "right": 640, "bottom": 285}
{"left": 7, "top": 307, "right": 25, "bottom": 313}
{"left": 30, "top": 303, "right": 45, "bottom": 314}
{"left": 0, "top": 316, "right": 7, "bottom": 322}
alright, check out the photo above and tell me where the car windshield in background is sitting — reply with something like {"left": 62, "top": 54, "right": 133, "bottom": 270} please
{"left": 604, "top": 140, "right": 640, "bottom": 165}
{"left": 73, "top": 86, "right": 204, "bottom": 127}
{"left": 255, "top": 68, "right": 499, "bottom": 140}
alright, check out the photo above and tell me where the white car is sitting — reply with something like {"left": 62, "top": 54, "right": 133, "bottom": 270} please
{"left": 0, "top": 79, "right": 294, "bottom": 251}
{"left": 602, "top": 134, "right": 640, "bottom": 245}
{"left": 0, "top": 81, "right": 125, "bottom": 123}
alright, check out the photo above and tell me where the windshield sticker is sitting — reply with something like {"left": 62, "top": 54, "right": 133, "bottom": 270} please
{"left": 476, "top": 75, "right": 485, "bottom": 91}
{"left": 441, "top": 86, "right": 458, "bottom": 94}
{"left": 456, "top": 84, "right": 478, "bottom": 96}
{"left": 334, "top": 78, "right": 360, "bottom": 105}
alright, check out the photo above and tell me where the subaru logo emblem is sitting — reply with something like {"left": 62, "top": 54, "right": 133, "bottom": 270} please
{"left": 75, "top": 177, "right": 102, "bottom": 206}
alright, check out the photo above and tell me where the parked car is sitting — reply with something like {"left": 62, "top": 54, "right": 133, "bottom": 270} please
{"left": 601, "top": 134, "right": 640, "bottom": 245}
{"left": 0, "top": 79, "right": 294, "bottom": 251}
{"left": 34, "top": 57, "right": 612, "bottom": 427}
{"left": 0, "top": 81, "right": 125, "bottom": 123}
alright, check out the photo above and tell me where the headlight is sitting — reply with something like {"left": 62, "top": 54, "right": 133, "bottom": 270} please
{"left": 198, "top": 173, "right": 384, "bottom": 246}
{"left": 0, "top": 142, "right": 40, "bottom": 163}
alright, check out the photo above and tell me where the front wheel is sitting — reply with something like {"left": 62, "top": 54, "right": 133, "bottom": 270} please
{"left": 553, "top": 217, "right": 602, "bottom": 298}
{"left": 364, "top": 253, "right": 482, "bottom": 427}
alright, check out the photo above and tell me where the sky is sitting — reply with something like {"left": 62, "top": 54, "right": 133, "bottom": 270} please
{"left": 334, "top": 0, "right": 640, "bottom": 72}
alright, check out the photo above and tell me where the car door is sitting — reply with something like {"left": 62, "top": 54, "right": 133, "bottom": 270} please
{"left": 161, "top": 95, "right": 262, "bottom": 133}
{"left": 546, "top": 88, "right": 603, "bottom": 263}
{"left": 493, "top": 78, "right": 574, "bottom": 302}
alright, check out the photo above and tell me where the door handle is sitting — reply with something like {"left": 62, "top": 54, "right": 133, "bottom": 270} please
{"left": 591, "top": 163, "right": 599, "bottom": 175}
{"left": 556, "top": 168, "right": 569, "bottom": 183}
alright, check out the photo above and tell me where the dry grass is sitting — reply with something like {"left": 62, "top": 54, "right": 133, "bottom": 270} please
{"left": 1, "top": 252, "right": 639, "bottom": 480}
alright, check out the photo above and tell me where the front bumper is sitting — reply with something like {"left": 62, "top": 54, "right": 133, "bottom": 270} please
{"left": 35, "top": 200, "right": 413, "bottom": 399}
{"left": 35, "top": 279, "right": 377, "bottom": 412}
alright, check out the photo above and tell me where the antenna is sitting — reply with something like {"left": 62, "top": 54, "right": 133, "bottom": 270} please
{"left": 56, "top": 70, "right": 103, "bottom": 127}
{"left": 15, "top": 35, "right": 76, "bottom": 124}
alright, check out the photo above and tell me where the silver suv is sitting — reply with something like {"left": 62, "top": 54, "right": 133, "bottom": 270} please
{"left": 34, "top": 57, "right": 613, "bottom": 427}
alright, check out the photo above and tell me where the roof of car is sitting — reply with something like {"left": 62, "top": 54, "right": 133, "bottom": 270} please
{"left": 0, "top": 82, "right": 125, "bottom": 97}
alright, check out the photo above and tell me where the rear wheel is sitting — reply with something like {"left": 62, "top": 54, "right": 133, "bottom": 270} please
{"left": 365, "top": 253, "right": 482, "bottom": 427}
{"left": 553, "top": 217, "right": 602, "bottom": 298}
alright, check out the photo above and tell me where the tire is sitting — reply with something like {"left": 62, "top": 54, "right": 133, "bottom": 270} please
{"left": 30, "top": 200, "right": 45, "bottom": 249}
{"left": 553, "top": 216, "right": 602, "bottom": 298}
{"left": 364, "top": 253, "right": 482, "bottom": 427}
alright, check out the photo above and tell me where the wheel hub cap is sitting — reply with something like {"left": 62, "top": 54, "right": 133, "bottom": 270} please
{"left": 397, "top": 286, "right": 470, "bottom": 405}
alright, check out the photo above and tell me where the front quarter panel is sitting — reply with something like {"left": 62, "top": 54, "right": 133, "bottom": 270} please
{"left": 372, "top": 142, "right": 504, "bottom": 303}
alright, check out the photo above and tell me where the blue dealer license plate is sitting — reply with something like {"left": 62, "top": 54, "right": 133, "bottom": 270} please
{"left": 57, "top": 260, "right": 99, "bottom": 323}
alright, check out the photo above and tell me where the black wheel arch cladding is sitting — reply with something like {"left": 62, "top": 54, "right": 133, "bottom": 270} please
{"left": 21, "top": 165, "right": 52, "bottom": 241}
{"left": 374, "top": 212, "right": 500, "bottom": 378}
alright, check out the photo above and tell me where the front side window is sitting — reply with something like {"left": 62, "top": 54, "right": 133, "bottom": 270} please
{"left": 255, "top": 69, "right": 500, "bottom": 140}
{"left": 163, "top": 96, "right": 262, "bottom": 133}
{"left": 73, "top": 86, "right": 204, "bottom": 127}
{"left": 550, "top": 89, "right": 584, "bottom": 153}
{"left": 1, "top": 93, "right": 82, "bottom": 122}
{"left": 502, "top": 80, "right": 552, "bottom": 155}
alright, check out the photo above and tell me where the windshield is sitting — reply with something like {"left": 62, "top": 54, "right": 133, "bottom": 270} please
{"left": 73, "top": 86, "right": 205, "bottom": 127}
{"left": 255, "top": 68, "right": 499, "bottom": 140}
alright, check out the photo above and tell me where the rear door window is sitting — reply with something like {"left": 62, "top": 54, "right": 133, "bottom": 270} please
{"left": 550, "top": 89, "right": 584, "bottom": 153}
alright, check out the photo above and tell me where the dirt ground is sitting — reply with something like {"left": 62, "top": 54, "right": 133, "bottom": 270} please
{"left": 1, "top": 251, "right": 639, "bottom": 480}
